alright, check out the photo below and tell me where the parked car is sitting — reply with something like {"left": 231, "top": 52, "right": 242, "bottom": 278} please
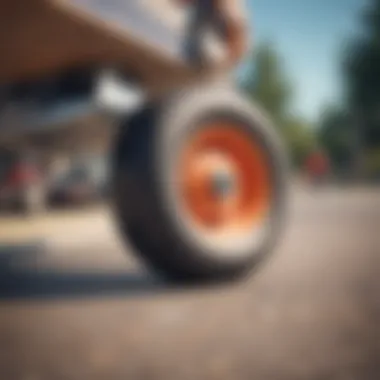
{"left": 47, "top": 158, "right": 107, "bottom": 207}
{"left": 0, "top": 149, "right": 46, "bottom": 214}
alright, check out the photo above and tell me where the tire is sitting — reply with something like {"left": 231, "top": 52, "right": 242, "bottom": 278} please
{"left": 111, "top": 82, "right": 289, "bottom": 283}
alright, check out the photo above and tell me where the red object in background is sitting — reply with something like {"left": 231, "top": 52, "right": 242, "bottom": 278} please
{"left": 8, "top": 162, "right": 40, "bottom": 186}
{"left": 305, "top": 152, "right": 330, "bottom": 177}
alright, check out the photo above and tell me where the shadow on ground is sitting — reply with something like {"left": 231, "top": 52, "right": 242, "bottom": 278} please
{"left": 0, "top": 243, "right": 183, "bottom": 301}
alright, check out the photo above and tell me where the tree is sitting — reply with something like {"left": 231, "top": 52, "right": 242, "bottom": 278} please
{"left": 241, "top": 42, "right": 316, "bottom": 167}
{"left": 318, "top": 105, "right": 353, "bottom": 172}
{"left": 343, "top": 0, "right": 380, "bottom": 149}
{"left": 317, "top": 0, "right": 380, "bottom": 179}
{"left": 242, "top": 42, "right": 292, "bottom": 126}
{"left": 283, "top": 117, "right": 318, "bottom": 167}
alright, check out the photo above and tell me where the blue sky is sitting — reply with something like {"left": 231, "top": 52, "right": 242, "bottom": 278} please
{"left": 241, "top": 0, "right": 366, "bottom": 122}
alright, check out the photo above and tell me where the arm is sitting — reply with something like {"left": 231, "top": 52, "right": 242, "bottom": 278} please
{"left": 213, "top": 0, "right": 249, "bottom": 69}
{"left": 177, "top": 0, "right": 249, "bottom": 70}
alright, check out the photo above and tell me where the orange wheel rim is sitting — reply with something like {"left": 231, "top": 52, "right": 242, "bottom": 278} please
{"left": 179, "top": 122, "right": 272, "bottom": 237}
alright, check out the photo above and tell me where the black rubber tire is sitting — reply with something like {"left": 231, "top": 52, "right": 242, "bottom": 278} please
{"left": 111, "top": 82, "right": 289, "bottom": 283}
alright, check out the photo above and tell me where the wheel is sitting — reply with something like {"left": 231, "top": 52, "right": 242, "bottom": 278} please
{"left": 111, "top": 82, "right": 289, "bottom": 283}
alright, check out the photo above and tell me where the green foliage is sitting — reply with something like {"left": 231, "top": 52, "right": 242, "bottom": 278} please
{"left": 364, "top": 148, "right": 380, "bottom": 180}
{"left": 318, "top": 106, "right": 353, "bottom": 170}
{"left": 343, "top": 0, "right": 380, "bottom": 147}
{"left": 283, "top": 117, "right": 317, "bottom": 167}
{"left": 316, "top": 0, "right": 380, "bottom": 178}
{"left": 241, "top": 42, "right": 316, "bottom": 168}
{"left": 242, "top": 42, "right": 292, "bottom": 126}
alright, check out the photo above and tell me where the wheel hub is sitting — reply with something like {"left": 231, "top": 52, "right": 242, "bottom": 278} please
{"left": 210, "top": 169, "right": 236, "bottom": 198}
{"left": 180, "top": 123, "right": 272, "bottom": 235}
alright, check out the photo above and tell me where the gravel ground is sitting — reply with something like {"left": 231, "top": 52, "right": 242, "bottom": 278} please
{"left": 0, "top": 187, "right": 379, "bottom": 380}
